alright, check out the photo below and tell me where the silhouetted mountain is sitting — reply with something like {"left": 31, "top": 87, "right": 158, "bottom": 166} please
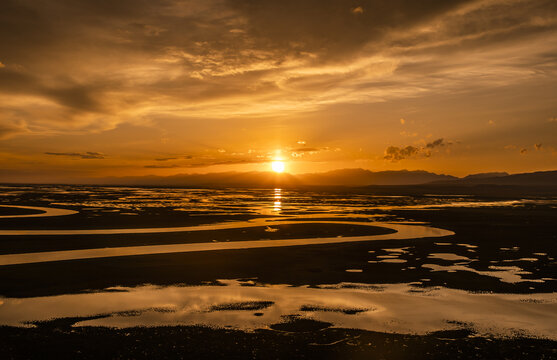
{"left": 89, "top": 169, "right": 457, "bottom": 187}
{"left": 463, "top": 172, "right": 509, "bottom": 180}
{"left": 431, "top": 170, "right": 557, "bottom": 186}
{"left": 297, "top": 169, "right": 456, "bottom": 186}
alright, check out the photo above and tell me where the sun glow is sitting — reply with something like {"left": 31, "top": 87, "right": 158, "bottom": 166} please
{"left": 271, "top": 161, "right": 285, "bottom": 173}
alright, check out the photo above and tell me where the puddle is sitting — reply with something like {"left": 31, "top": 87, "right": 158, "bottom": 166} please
{"left": 428, "top": 253, "right": 472, "bottom": 261}
{"left": 423, "top": 264, "right": 544, "bottom": 284}
{"left": 0, "top": 280, "right": 555, "bottom": 340}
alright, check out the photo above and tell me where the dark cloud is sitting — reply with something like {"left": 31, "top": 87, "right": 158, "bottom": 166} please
{"left": 426, "top": 138, "right": 446, "bottom": 149}
{"left": 144, "top": 164, "right": 180, "bottom": 168}
{"left": 384, "top": 145, "right": 420, "bottom": 161}
{"left": 177, "top": 158, "right": 268, "bottom": 168}
{"left": 0, "top": 0, "right": 555, "bottom": 134}
{"left": 230, "top": 0, "right": 472, "bottom": 60}
{"left": 384, "top": 138, "right": 448, "bottom": 161}
{"left": 292, "top": 147, "right": 319, "bottom": 153}
{"left": 147, "top": 152, "right": 269, "bottom": 168}
{"left": 0, "top": 68, "right": 103, "bottom": 112}
{"left": 534, "top": 143, "right": 542, "bottom": 151}
{"left": 155, "top": 155, "right": 193, "bottom": 161}
{"left": 45, "top": 152, "right": 105, "bottom": 159}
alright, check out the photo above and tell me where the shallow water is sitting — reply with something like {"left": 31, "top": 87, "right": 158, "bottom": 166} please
{"left": 0, "top": 279, "right": 555, "bottom": 340}
{"left": 0, "top": 185, "right": 555, "bottom": 338}
{"left": 0, "top": 220, "right": 453, "bottom": 266}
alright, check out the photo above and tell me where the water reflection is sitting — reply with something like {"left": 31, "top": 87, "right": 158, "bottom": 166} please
{"left": 1, "top": 186, "right": 556, "bottom": 341}
{"left": 0, "top": 205, "right": 77, "bottom": 219}
{"left": 2, "top": 186, "right": 554, "bottom": 219}
{"left": 0, "top": 279, "right": 555, "bottom": 339}
{"left": 0, "top": 221, "right": 453, "bottom": 265}
{"left": 273, "top": 188, "right": 281, "bottom": 212}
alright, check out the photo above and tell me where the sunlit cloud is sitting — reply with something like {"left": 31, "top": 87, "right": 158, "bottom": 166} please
{"left": 1, "top": 0, "right": 554, "bottom": 134}
{"left": 0, "top": 120, "right": 28, "bottom": 139}
{"left": 0, "top": 0, "right": 556, "bottom": 178}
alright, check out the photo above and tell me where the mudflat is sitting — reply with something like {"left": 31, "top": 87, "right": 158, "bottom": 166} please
{"left": 0, "top": 185, "right": 555, "bottom": 359}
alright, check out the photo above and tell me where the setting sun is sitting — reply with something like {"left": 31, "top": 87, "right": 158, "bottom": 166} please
{"left": 271, "top": 161, "right": 285, "bottom": 173}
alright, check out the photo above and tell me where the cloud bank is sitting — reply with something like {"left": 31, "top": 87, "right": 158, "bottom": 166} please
{"left": 0, "top": 0, "right": 555, "bottom": 136}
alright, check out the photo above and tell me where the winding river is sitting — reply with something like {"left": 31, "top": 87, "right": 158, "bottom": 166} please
{"left": 0, "top": 205, "right": 453, "bottom": 266}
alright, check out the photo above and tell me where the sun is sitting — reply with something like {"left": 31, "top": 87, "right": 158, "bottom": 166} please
{"left": 271, "top": 161, "right": 285, "bottom": 173}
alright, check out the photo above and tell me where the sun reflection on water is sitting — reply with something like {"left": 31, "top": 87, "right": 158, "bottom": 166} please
{"left": 273, "top": 188, "right": 282, "bottom": 212}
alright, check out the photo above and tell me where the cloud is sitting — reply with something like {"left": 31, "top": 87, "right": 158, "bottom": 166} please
{"left": 290, "top": 146, "right": 330, "bottom": 158}
{"left": 384, "top": 138, "right": 448, "bottom": 161}
{"left": 146, "top": 149, "right": 273, "bottom": 169}
{"left": 425, "top": 138, "right": 446, "bottom": 149}
{"left": 292, "top": 147, "right": 319, "bottom": 153}
{"left": 0, "top": 0, "right": 554, "bottom": 138}
{"left": 154, "top": 155, "right": 193, "bottom": 161}
{"left": 383, "top": 145, "right": 420, "bottom": 161}
{"left": 520, "top": 148, "right": 528, "bottom": 154}
{"left": 145, "top": 156, "right": 272, "bottom": 170}
{"left": 0, "top": 120, "right": 27, "bottom": 139}
{"left": 0, "top": 0, "right": 556, "bottom": 193}
{"left": 144, "top": 164, "right": 180, "bottom": 168}
{"left": 534, "top": 143, "right": 542, "bottom": 151}
{"left": 179, "top": 158, "right": 268, "bottom": 168}
{"left": 0, "top": 68, "right": 104, "bottom": 112}
{"left": 45, "top": 152, "right": 105, "bottom": 159}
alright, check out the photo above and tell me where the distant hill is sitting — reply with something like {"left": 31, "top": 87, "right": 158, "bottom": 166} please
{"left": 463, "top": 172, "right": 509, "bottom": 180}
{"left": 13, "top": 168, "right": 553, "bottom": 188}
{"left": 89, "top": 169, "right": 457, "bottom": 187}
{"left": 430, "top": 170, "right": 557, "bottom": 186}
{"left": 297, "top": 169, "right": 456, "bottom": 186}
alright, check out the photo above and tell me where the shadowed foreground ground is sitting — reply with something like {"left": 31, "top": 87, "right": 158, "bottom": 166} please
{"left": 1, "top": 324, "right": 556, "bottom": 360}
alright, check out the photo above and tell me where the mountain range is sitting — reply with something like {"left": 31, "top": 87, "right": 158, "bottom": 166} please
{"left": 86, "top": 169, "right": 557, "bottom": 187}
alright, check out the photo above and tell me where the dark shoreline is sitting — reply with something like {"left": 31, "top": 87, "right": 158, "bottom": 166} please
{"left": 3, "top": 182, "right": 557, "bottom": 196}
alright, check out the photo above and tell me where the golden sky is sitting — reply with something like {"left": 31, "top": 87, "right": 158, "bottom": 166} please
{"left": 1, "top": 0, "right": 556, "bottom": 182}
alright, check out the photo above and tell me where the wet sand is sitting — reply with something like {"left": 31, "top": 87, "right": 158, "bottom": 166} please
{"left": 0, "top": 205, "right": 553, "bottom": 297}
{"left": 0, "top": 185, "right": 556, "bottom": 359}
